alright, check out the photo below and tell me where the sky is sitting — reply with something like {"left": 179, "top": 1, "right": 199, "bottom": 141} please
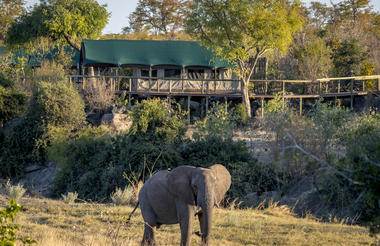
{"left": 25, "top": 0, "right": 380, "bottom": 35}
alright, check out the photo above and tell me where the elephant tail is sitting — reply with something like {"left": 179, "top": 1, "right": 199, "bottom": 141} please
{"left": 125, "top": 201, "right": 139, "bottom": 225}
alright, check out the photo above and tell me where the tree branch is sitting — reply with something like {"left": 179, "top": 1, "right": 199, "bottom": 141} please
{"left": 284, "top": 131, "right": 365, "bottom": 186}
{"left": 63, "top": 33, "right": 81, "bottom": 52}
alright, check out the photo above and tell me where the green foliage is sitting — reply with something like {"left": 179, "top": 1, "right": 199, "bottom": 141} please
{"left": 360, "top": 60, "right": 376, "bottom": 90}
{"left": 186, "top": 0, "right": 303, "bottom": 117}
{"left": 0, "top": 0, "right": 25, "bottom": 43}
{"left": 0, "top": 199, "right": 36, "bottom": 246}
{"left": 28, "top": 80, "right": 85, "bottom": 128}
{"left": 235, "top": 103, "right": 249, "bottom": 126}
{"left": 292, "top": 37, "right": 332, "bottom": 79}
{"left": 181, "top": 137, "right": 277, "bottom": 198}
{"left": 0, "top": 85, "right": 28, "bottom": 127}
{"left": 51, "top": 132, "right": 184, "bottom": 201}
{"left": 127, "top": 0, "right": 189, "bottom": 39}
{"left": 332, "top": 39, "right": 367, "bottom": 76}
{"left": 6, "top": 0, "right": 109, "bottom": 51}
{"left": 129, "top": 98, "right": 186, "bottom": 143}
{"left": 193, "top": 102, "right": 237, "bottom": 141}
{"left": 0, "top": 80, "right": 86, "bottom": 178}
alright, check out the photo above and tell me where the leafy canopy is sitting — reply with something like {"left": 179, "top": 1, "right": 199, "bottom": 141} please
{"left": 126, "top": 0, "right": 190, "bottom": 39}
{"left": 6, "top": 0, "right": 109, "bottom": 51}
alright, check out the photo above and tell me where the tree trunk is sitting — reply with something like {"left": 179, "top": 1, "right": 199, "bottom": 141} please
{"left": 241, "top": 79, "right": 252, "bottom": 119}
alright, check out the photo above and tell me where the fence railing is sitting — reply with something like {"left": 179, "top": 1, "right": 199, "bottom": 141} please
{"left": 66, "top": 74, "right": 380, "bottom": 97}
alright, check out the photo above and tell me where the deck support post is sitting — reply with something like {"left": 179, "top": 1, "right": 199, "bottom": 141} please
{"left": 201, "top": 98, "right": 205, "bottom": 120}
{"left": 261, "top": 98, "right": 264, "bottom": 118}
{"left": 205, "top": 96, "right": 209, "bottom": 116}
{"left": 187, "top": 96, "right": 191, "bottom": 123}
{"left": 299, "top": 97, "right": 303, "bottom": 115}
{"left": 282, "top": 80, "right": 285, "bottom": 111}
{"left": 350, "top": 79, "right": 354, "bottom": 110}
{"left": 149, "top": 66, "right": 152, "bottom": 92}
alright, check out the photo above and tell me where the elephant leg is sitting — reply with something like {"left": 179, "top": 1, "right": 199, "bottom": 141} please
{"left": 141, "top": 223, "right": 156, "bottom": 246}
{"left": 177, "top": 204, "right": 195, "bottom": 246}
{"left": 197, "top": 211, "right": 210, "bottom": 246}
{"left": 197, "top": 211, "right": 205, "bottom": 237}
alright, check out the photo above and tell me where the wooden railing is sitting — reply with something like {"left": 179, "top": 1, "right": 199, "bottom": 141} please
{"left": 66, "top": 74, "right": 380, "bottom": 98}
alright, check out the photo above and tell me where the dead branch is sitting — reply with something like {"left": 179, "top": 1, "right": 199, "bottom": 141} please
{"left": 284, "top": 131, "right": 364, "bottom": 186}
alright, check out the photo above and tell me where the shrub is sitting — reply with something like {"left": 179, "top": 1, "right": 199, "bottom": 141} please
{"left": 5, "top": 182, "right": 26, "bottom": 202}
{"left": 0, "top": 80, "right": 86, "bottom": 178}
{"left": 110, "top": 186, "right": 135, "bottom": 205}
{"left": 182, "top": 137, "right": 277, "bottom": 199}
{"left": 0, "top": 199, "right": 36, "bottom": 245}
{"left": 193, "top": 102, "right": 237, "bottom": 141}
{"left": 0, "top": 85, "right": 28, "bottom": 127}
{"left": 51, "top": 132, "right": 184, "bottom": 201}
{"left": 27, "top": 80, "right": 85, "bottom": 128}
{"left": 85, "top": 78, "right": 116, "bottom": 112}
{"left": 317, "top": 112, "right": 380, "bottom": 223}
{"left": 129, "top": 98, "right": 186, "bottom": 143}
{"left": 235, "top": 103, "right": 249, "bottom": 126}
{"left": 61, "top": 192, "right": 78, "bottom": 204}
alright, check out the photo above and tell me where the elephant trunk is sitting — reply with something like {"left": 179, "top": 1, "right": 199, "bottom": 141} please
{"left": 198, "top": 187, "right": 214, "bottom": 245}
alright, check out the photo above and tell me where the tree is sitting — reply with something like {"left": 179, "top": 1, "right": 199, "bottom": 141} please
{"left": 126, "top": 0, "right": 190, "bottom": 39}
{"left": 332, "top": 38, "right": 367, "bottom": 76}
{"left": 0, "top": 0, "right": 25, "bottom": 44}
{"left": 186, "top": 0, "right": 303, "bottom": 118}
{"left": 6, "top": 0, "right": 109, "bottom": 51}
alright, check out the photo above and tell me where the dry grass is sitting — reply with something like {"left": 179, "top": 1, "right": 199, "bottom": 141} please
{"left": 0, "top": 196, "right": 374, "bottom": 246}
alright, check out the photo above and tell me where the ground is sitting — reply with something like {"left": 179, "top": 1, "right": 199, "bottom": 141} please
{"left": 0, "top": 195, "right": 375, "bottom": 246}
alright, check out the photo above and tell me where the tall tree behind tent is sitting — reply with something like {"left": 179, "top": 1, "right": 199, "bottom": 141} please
{"left": 186, "top": 0, "right": 303, "bottom": 118}
{"left": 125, "top": 0, "right": 191, "bottom": 40}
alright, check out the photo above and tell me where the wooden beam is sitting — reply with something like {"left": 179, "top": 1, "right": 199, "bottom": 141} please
{"left": 350, "top": 79, "right": 354, "bottom": 110}
{"left": 187, "top": 96, "right": 191, "bottom": 123}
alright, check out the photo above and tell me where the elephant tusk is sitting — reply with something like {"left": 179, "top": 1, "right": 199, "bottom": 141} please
{"left": 195, "top": 205, "right": 201, "bottom": 214}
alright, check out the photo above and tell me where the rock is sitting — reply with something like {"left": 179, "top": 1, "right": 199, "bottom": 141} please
{"left": 100, "top": 109, "right": 132, "bottom": 133}
{"left": 86, "top": 110, "right": 102, "bottom": 125}
{"left": 25, "top": 165, "right": 42, "bottom": 173}
{"left": 101, "top": 113, "right": 114, "bottom": 124}
{"left": 245, "top": 192, "right": 259, "bottom": 206}
{"left": 3, "top": 117, "right": 24, "bottom": 129}
{"left": 259, "top": 191, "right": 280, "bottom": 202}
{"left": 20, "top": 162, "right": 61, "bottom": 196}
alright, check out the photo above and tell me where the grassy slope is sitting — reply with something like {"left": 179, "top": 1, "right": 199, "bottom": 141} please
{"left": 0, "top": 197, "right": 374, "bottom": 246}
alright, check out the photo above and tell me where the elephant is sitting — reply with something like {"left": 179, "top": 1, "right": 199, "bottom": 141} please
{"left": 137, "top": 164, "right": 231, "bottom": 246}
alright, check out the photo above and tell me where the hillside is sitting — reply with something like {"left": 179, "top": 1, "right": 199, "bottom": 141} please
{"left": 0, "top": 195, "right": 374, "bottom": 246}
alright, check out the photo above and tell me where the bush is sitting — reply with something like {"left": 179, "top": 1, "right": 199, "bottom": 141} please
{"left": 181, "top": 137, "right": 278, "bottom": 198}
{"left": 61, "top": 192, "right": 78, "bottom": 204}
{"left": 5, "top": 182, "right": 26, "bottom": 202}
{"left": 0, "top": 199, "right": 36, "bottom": 245}
{"left": 129, "top": 98, "right": 186, "bottom": 143}
{"left": 50, "top": 131, "right": 184, "bottom": 201}
{"left": 27, "top": 80, "right": 85, "bottom": 128}
{"left": 193, "top": 102, "right": 237, "bottom": 141}
{"left": 0, "top": 85, "right": 28, "bottom": 127}
{"left": 110, "top": 186, "right": 135, "bottom": 205}
{"left": 0, "top": 80, "right": 86, "bottom": 178}
{"left": 317, "top": 112, "right": 380, "bottom": 223}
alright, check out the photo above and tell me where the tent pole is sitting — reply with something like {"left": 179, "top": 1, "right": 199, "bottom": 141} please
{"left": 149, "top": 66, "right": 152, "bottom": 92}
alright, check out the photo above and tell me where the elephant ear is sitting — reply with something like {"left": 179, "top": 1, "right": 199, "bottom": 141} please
{"left": 210, "top": 164, "right": 231, "bottom": 203}
{"left": 167, "top": 166, "right": 196, "bottom": 205}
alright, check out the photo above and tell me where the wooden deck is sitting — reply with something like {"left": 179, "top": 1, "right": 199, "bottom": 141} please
{"left": 67, "top": 74, "right": 380, "bottom": 115}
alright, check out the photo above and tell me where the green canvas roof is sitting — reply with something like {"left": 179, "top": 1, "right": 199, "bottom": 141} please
{"left": 81, "top": 39, "right": 232, "bottom": 69}
{"left": 0, "top": 46, "right": 9, "bottom": 56}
